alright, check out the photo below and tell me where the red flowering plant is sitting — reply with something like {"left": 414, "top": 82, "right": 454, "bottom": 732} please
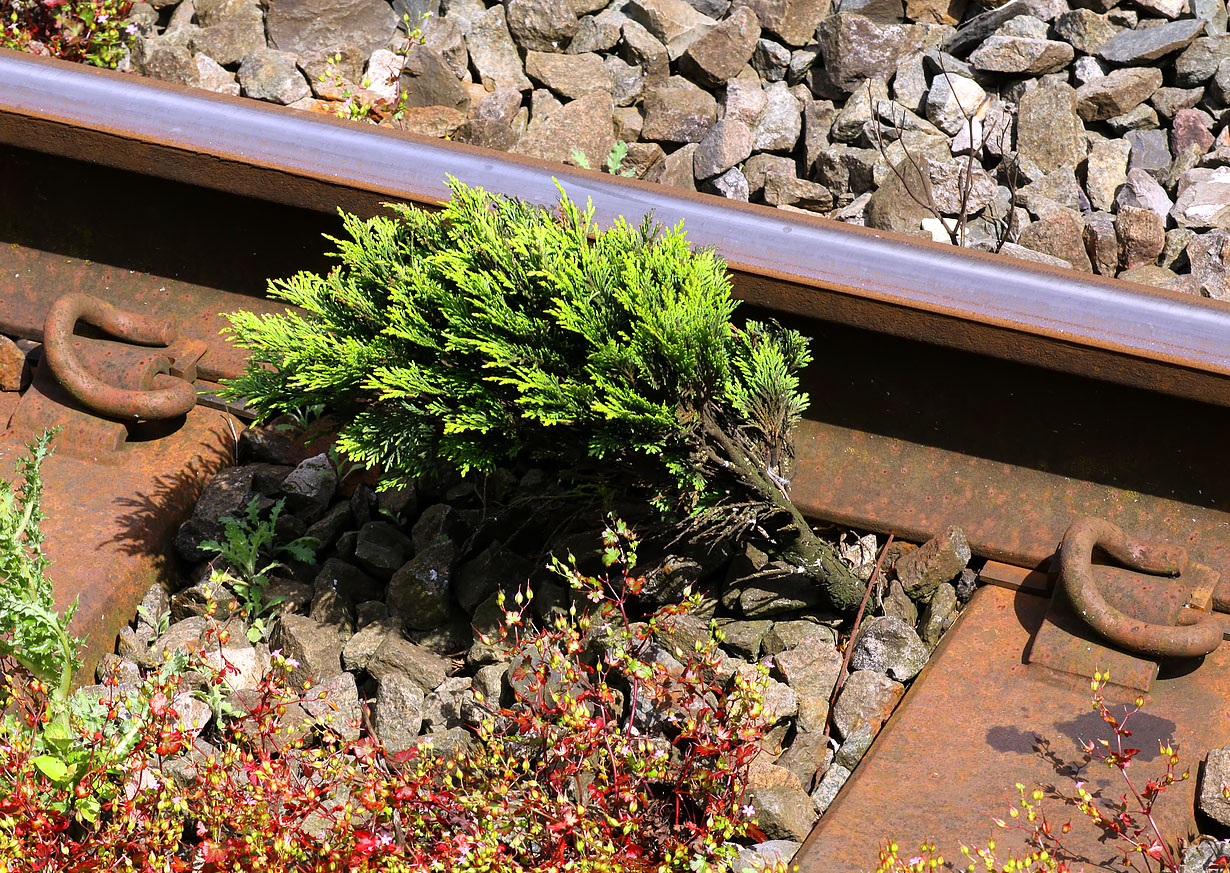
{"left": 460, "top": 516, "right": 777, "bottom": 872}
{"left": 0, "top": 462, "right": 777, "bottom": 873}
{"left": 1, "top": 0, "right": 135, "bottom": 67}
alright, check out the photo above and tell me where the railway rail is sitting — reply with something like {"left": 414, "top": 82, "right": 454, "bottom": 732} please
{"left": 2, "top": 47, "right": 1230, "bottom": 872}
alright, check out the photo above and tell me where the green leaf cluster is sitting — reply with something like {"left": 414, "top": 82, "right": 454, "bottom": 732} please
{"left": 0, "top": 429, "right": 79, "bottom": 702}
{"left": 200, "top": 496, "right": 317, "bottom": 640}
{"left": 224, "top": 180, "right": 812, "bottom": 515}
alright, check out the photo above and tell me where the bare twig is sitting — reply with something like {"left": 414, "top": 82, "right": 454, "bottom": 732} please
{"left": 821, "top": 533, "right": 895, "bottom": 748}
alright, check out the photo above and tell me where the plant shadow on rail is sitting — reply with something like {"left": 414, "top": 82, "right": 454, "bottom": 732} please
{"left": 765, "top": 309, "right": 1230, "bottom": 514}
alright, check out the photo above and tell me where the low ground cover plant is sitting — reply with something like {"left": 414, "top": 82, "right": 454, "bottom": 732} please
{"left": 223, "top": 180, "right": 866, "bottom": 613}
{"left": 1, "top": 0, "right": 135, "bottom": 68}
{"left": 0, "top": 434, "right": 780, "bottom": 871}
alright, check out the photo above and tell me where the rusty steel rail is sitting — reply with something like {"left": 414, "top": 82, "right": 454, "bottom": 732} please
{"left": 3, "top": 48, "right": 1230, "bottom": 873}
{"left": 2, "top": 50, "right": 1230, "bottom": 407}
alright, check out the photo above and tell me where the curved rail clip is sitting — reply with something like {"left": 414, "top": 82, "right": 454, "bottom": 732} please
{"left": 1060, "top": 517, "right": 1225, "bottom": 660}
{"left": 42, "top": 292, "right": 198, "bottom": 421}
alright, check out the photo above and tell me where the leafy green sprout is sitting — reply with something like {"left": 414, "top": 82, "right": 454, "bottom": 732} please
{"left": 199, "top": 497, "right": 317, "bottom": 642}
{"left": 318, "top": 11, "right": 429, "bottom": 124}
{"left": 0, "top": 429, "right": 77, "bottom": 703}
{"left": 570, "top": 140, "right": 636, "bottom": 176}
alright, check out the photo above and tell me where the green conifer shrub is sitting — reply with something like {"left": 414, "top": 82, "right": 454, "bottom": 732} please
{"left": 223, "top": 180, "right": 864, "bottom": 612}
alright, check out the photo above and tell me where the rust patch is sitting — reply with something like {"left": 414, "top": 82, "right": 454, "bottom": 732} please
{"left": 794, "top": 585, "right": 1230, "bottom": 873}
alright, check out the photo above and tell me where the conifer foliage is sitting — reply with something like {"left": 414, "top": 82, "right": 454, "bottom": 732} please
{"left": 224, "top": 180, "right": 864, "bottom": 611}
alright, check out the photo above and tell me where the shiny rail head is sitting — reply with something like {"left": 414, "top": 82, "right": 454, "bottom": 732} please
{"left": 2, "top": 49, "right": 1230, "bottom": 395}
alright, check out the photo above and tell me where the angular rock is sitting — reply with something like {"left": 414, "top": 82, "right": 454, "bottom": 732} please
{"left": 238, "top": 49, "right": 311, "bottom": 105}
{"left": 832, "top": 668, "right": 904, "bottom": 738}
{"left": 1085, "top": 137, "right": 1132, "bottom": 212}
{"left": 919, "top": 582, "right": 958, "bottom": 648}
{"left": 834, "top": 719, "right": 875, "bottom": 768}
{"left": 925, "top": 73, "right": 986, "bottom": 136}
{"left": 1107, "top": 103, "right": 1161, "bottom": 135}
{"left": 268, "top": 614, "right": 342, "bottom": 690}
{"left": 1150, "top": 86, "right": 1204, "bottom": 120}
{"left": 399, "top": 45, "right": 470, "bottom": 113}
{"left": 525, "top": 51, "right": 612, "bottom": 100}
{"left": 1076, "top": 67, "right": 1162, "bottom": 122}
{"left": 718, "top": 619, "right": 773, "bottom": 659}
{"left": 814, "top": 13, "right": 910, "bottom": 95}
{"left": 355, "top": 626, "right": 451, "bottom": 691}
{"left": 969, "top": 34, "right": 1073, "bottom": 74}
{"left": 1181, "top": 840, "right": 1230, "bottom": 873}
{"left": 174, "top": 466, "right": 257, "bottom": 563}
{"left": 266, "top": 0, "right": 396, "bottom": 58}
{"left": 774, "top": 635, "right": 842, "bottom": 732}
{"left": 865, "top": 156, "right": 932, "bottom": 235}
{"left": 810, "top": 764, "right": 851, "bottom": 813}
{"left": 1116, "top": 167, "right": 1174, "bottom": 222}
{"left": 387, "top": 541, "right": 458, "bottom": 631}
{"left": 354, "top": 520, "right": 413, "bottom": 580}
{"left": 281, "top": 452, "right": 337, "bottom": 522}
{"left": 894, "top": 526, "right": 971, "bottom": 600}
{"left": 763, "top": 620, "right": 838, "bottom": 655}
{"left": 1094, "top": 19, "right": 1206, "bottom": 65}
{"left": 420, "top": 16, "right": 468, "bottom": 80}
{"left": 849, "top": 616, "right": 929, "bottom": 681}
{"left": 752, "top": 80, "right": 803, "bottom": 152}
{"left": 641, "top": 80, "right": 718, "bottom": 143}
{"left": 1018, "top": 211, "right": 1094, "bottom": 272}
{"left": 734, "top": 0, "right": 832, "bottom": 46}
{"left": 421, "top": 675, "right": 476, "bottom": 732}
{"left": 1199, "top": 747, "right": 1230, "bottom": 827}
{"left": 569, "top": 8, "right": 627, "bottom": 53}
{"left": 374, "top": 673, "right": 425, "bottom": 752}
{"left": 1118, "top": 264, "right": 1178, "bottom": 286}
{"left": 0, "top": 337, "right": 31, "bottom": 392}
{"left": 735, "top": 565, "right": 826, "bottom": 616}
{"left": 1016, "top": 83, "right": 1086, "bottom": 174}
{"left": 693, "top": 118, "right": 754, "bottom": 179}
{"left": 681, "top": 5, "right": 760, "bottom": 85}
{"left": 742, "top": 152, "right": 797, "bottom": 196}
{"left": 1175, "top": 35, "right": 1230, "bottom": 87}
{"left": 746, "top": 786, "right": 818, "bottom": 841}
{"left": 1127, "top": 128, "right": 1173, "bottom": 177}
{"left": 1172, "top": 166, "right": 1230, "bottom": 229}
{"left": 455, "top": 542, "right": 532, "bottom": 615}
{"left": 1116, "top": 205, "right": 1165, "bottom": 269}
{"left": 621, "top": 19, "right": 671, "bottom": 81}
{"left": 506, "top": 0, "right": 580, "bottom": 51}
{"left": 625, "top": 0, "right": 716, "bottom": 59}
{"left": 927, "top": 159, "right": 996, "bottom": 214}
{"left": 752, "top": 36, "right": 791, "bottom": 79}
{"left": 513, "top": 90, "right": 616, "bottom": 167}
{"left": 468, "top": 6, "right": 532, "bottom": 91}
{"left": 1053, "top": 8, "right": 1120, "bottom": 53}
{"left": 775, "top": 731, "right": 833, "bottom": 790}
{"left": 190, "top": 5, "right": 266, "bottom": 67}
{"left": 1186, "top": 231, "right": 1230, "bottom": 298}
{"left": 765, "top": 174, "right": 835, "bottom": 211}
{"left": 644, "top": 142, "right": 700, "bottom": 189}
{"left": 314, "top": 557, "right": 383, "bottom": 606}
{"left": 704, "top": 166, "right": 751, "bottom": 199}
{"left": 905, "top": 0, "right": 966, "bottom": 23}
{"left": 398, "top": 106, "right": 468, "bottom": 139}
{"left": 1172, "top": 108, "right": 1215, "bottom": 157}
